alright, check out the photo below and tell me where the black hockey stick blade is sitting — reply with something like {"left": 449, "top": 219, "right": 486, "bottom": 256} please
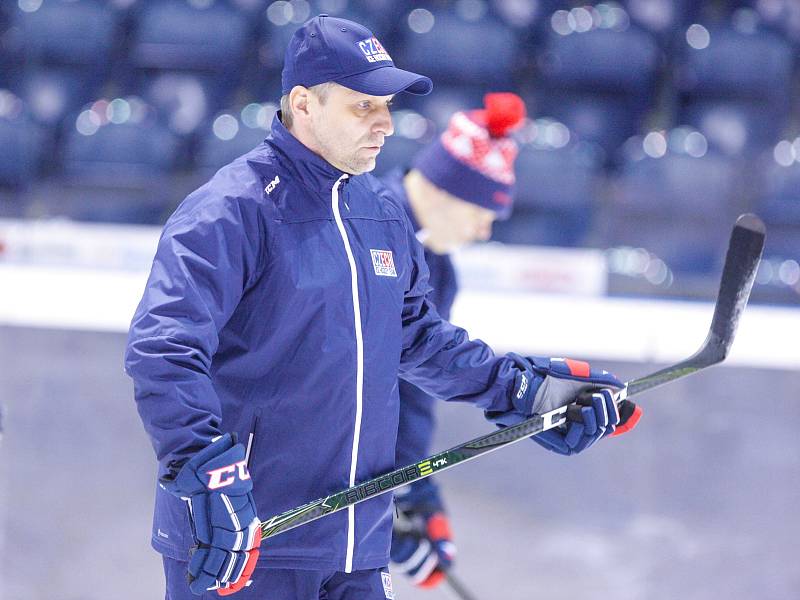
{"left": 625, "top": 213, "right": 765, "bottom": 397}
{"left": 259, "top": 214, "right": 766, "bottom": 541}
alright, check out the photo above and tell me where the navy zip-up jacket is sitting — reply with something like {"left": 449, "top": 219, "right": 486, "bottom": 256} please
{"left": 124, "top": 115, "right": 528, "bottom": 572}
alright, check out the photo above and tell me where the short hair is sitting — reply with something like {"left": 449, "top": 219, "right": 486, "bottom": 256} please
{"left": 280, "top": 82, "right": 335, "bottom": 130}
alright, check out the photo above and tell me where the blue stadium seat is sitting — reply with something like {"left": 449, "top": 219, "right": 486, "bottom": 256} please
{"left": 680, "top": 100, "right": 786, "bottom": 155}
{"left": 325, "top": 0, "right": 402, "bottom": 36}
{"left": 756, "top": 160, "right": 800, "bottom": 261}
{"left": 676, "top": 26, "right": 793, "bottom": 103}
{"left": 533, "top": 93, "right": 642, "bottom": 157}
{"left": 491, "top": 143, "right": 601, "bottom": 247}
{"left": 0, "top": 95, "right": 42, "bottom": 189}
{"left": 133, "top": 70, "right": 221, "bottom": 137}
{"left": 63, "top": 106, "right": 177, "bottom": 179}
{"left": 749, "top": 0, "right": 800, "bottom": 46}
{"left": 760, "top": 160, "right": 800, "bottom": 225}
{"left": 11, "top": 0, "right": 117, "bottom": 69}
{"left": 615, "top": 149, "right": 739, "bottom": 217}
{"left": 622, "top": 0, "right": 699, "bottom": 41}
{"left": 602, "top": 149, "right": 743, "bottom": 273}
{"left": 227, "top": 0, "right": 269, "bottom": 16}
{"left": 539, "top": 26, "right": 660, "bottom": 95}
{"left": 130, "top": 0, "right": 249, "bottom": 71}
{"left": 256, "top": 18, "right": 301, "bottom": 77}
{"left": 54, "top": 98, "right": 179, "bottom": 223}
{"left": 196, "top": 104, "right": 275, "bottom": 173}
{"left": 399, "top": 12, "right": 517, "bottom": 87}
{"left": 491, "top": 0, "right": 564, "bottom": 39}
{"left": 0, "top": 5, "right": 21, "bottom": 88}
{"left": 13, "top": 67, "right": 96, "bottom": 128}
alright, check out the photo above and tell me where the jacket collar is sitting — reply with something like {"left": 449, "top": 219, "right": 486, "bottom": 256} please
{"left": 265, "top": 113, "right": 348, "bottom": 193}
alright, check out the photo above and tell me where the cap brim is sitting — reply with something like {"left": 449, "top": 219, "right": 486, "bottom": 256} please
{"left": 335, "top": 66, "right": 433, "bottom": 96}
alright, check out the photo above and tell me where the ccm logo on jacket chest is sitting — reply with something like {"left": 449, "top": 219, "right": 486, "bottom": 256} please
{"left": 265, "top": 176, "right": 280, "bottom": 194}
{"left": 370, "top": 249, "right": 397, "bottom": 277}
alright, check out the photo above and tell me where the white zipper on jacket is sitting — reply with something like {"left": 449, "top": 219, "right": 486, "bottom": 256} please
{"left": 331, "top": 173, "right": 364, "bottom": 573}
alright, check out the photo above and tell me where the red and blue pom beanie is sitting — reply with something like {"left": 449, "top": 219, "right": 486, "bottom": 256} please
{"left": 413, "top": 93, "right": 526, "bottom": 220}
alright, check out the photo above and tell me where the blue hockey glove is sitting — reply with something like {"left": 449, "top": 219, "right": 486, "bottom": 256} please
{"left": 160, "top": 434, "right": 261, "bottom": 596}
{"left": 488, "top": 353, "right": 642, "bottom": 455}
{"left": 390, "top": 480, "right": 455, "bottom": 588}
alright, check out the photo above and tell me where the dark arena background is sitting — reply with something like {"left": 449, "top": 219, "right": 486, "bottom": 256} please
{"left": 1, "top": 1, "right": 800, "bottom": 599}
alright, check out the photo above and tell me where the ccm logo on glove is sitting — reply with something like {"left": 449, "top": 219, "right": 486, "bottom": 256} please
{"left": 207, "top": 460, "right": 251, "bottom": 489}
{"left": 516, "top": 374, "right": 528, "bottom": 400}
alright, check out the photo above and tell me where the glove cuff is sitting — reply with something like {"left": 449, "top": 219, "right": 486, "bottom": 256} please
{"left": 507, "top": 353, "right": 548, "bottom": 416}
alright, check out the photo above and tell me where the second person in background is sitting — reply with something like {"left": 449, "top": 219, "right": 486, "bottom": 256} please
{"left": 383, "top": 92, "right": 527, "bottom": 589}
{"left": 384, "top": 93, "right": 642, "bottom": 588}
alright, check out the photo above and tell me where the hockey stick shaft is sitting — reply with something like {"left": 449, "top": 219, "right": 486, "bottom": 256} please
{"left": 260, "top": 214, "right": 765, "bottom": 541}
{"left": 445, "top": 572, "right": 481, "bottom": 600}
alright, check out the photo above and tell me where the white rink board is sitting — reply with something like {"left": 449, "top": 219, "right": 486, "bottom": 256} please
{"left": 0, "top": 218, "right": 797, "bottom": 369}
{"left": 0, "top": 263, "right": 150, "bottom": 333}
{"left": 2, "top": 263, "right": 798, "bottom": 369}
{"left": 450, "top": 291, "right": 800, "bottom": 369}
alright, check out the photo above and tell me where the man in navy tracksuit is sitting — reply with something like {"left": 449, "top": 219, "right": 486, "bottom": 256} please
{"left": 125, "top": 15, "right": 640, "bottom": 599}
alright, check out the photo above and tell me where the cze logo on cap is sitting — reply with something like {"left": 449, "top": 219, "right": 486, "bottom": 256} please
{"left": 358, "top": 37, "right": 391, "bottom": 63}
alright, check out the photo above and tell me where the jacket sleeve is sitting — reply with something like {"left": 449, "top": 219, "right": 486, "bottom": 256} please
{"left": 124, "top": 191, "right": 265, "bottom": 474}
{"left": 395, "top": 253, "right": 456, "bottom": 465}
{"left": 398, "top": 220, "right": 527, "bottom": 418}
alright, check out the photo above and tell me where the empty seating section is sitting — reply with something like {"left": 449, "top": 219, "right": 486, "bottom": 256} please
{"left": 131, "top": 1, "right": 248, "bottom": 71}
{"left": 604, "top": 150, "right": 743, "bottom": 274}
{"left": 0, "top": 0, "right": 796, "bottom": 297}
{"left": 8, "top": 0, "right": 117, "bottom": 127}
{"left": 675, "top": 24, "right": 794, "bottom": 153}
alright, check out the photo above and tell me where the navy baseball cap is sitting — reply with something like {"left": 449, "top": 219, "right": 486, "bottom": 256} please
{"left": 281, "top": 15, "right": 433, "bottom": 97}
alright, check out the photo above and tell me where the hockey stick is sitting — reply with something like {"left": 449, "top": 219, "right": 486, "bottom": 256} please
{"left": 445, "top": 572, "right": 481, "bottom": 600}
{"left": 260, "top": 214, "right": 765, "bottom": 541}
{"left": 623, "top": 213, "right": 765, "bottom": 397}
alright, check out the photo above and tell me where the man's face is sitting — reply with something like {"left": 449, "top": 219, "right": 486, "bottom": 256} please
{"left": 307, "top": 84, "right": 394, "bottom": 175}
{"left": 418, "top": 183, "right": 497, "bottom": 254}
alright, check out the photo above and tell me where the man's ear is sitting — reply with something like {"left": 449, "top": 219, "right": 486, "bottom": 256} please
{"left": 290, "top": 86, "right": 312, "bottom": 119}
